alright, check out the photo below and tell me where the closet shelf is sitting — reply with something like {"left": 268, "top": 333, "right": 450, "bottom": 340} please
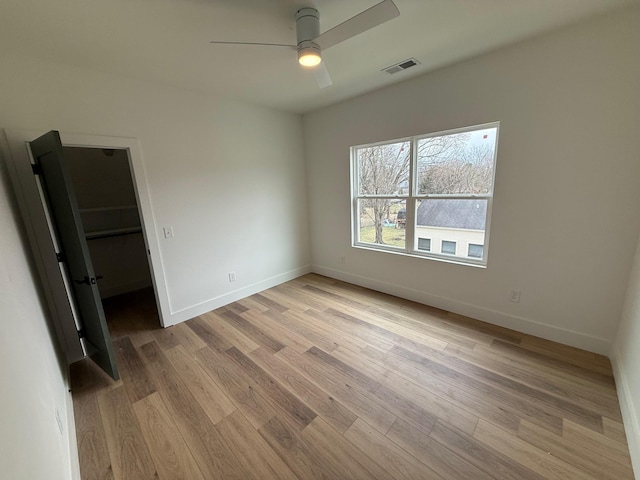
{"left": 79, "top": 205, "right": 138, "bottom": 213}
{"left": 85, "top": 226, "right": 142, "bottom": 240}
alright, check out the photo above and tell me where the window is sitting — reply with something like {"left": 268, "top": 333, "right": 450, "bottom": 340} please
{"left": 352, "top": 122, "right": 498, "bottom": 266}
{"left": 468, "top": 243, "right": 484, "bottom": 258}
{"left": 442, "top": 240, "right": 456, "bottom": 255}
{"left": 418, "top": 238, "right": 431, "bottom": 251}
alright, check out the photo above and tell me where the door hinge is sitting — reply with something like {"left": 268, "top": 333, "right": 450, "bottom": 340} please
{"left": 77, "top": 328, "right": 86, "bottom": 339}
{"left": 56, "top": 252, "right": 65, "bottom": 263}
{"left": 31, "top": 163, "right": 43, "bottom": 175}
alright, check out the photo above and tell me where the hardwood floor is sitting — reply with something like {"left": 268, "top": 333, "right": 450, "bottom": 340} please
{"left": 71, "top": 274, "right": 635, "bottom": 480}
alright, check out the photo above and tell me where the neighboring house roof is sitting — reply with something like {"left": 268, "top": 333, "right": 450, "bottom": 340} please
{"left": 417, "top": 199, "right": 486, "bottom": 230}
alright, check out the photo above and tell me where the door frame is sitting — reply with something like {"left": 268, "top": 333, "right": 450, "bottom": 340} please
{"left": 1, "top": 128, "right": 170, "bottom": 363}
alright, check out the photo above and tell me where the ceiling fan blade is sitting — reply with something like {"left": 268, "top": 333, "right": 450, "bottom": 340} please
{"left": 312, "top": 62, "right": 333, "bottom": 88}
{"left": 314, "top": 0, "right": 399, "bottom": 50}
{"left": 210, "top": 41, "right": 295, "bottom": 48}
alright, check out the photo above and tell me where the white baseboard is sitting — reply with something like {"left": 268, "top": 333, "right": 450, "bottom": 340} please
{"left": 311, "top": 265, "right": 612, "bottom": 355}
{"left": 65, "top": 377, "right": 81, "bottom": 480}
{"left": 64, "top": 370, "right": 82, "bottom": 480}
{"left": 610, "top": 348, "right": 640, "bottom": 479}
{"left": 165, "top": 265, "right": 312, "bottom": 327}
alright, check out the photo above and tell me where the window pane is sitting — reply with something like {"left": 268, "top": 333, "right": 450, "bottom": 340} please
{"left": 417, "top": 127, "right": 497, "bottom": 195}
{"left": 417, "top": 238, "right": 431, "bottom": 251}
{"left": 468, "top": 243, "right": 484, "bottom": 258}
{"left": 442, "top": 241, "right": 456, "bottom": 254}
{"left": 357, "top": 141, "right": 410, "bottom": 196}
{"left": 416, "top": 199, "right": 486, "bottom": 258}
{"left": 357, "top": 199, "right": 406, "bottom": 248}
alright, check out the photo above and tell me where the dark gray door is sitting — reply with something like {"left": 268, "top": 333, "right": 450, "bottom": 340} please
{"left": 29, "top": 131, "right": 119, "bottom": 380}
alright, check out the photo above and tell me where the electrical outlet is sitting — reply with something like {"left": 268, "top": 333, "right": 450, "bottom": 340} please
{"left": 163, "top": 226, "right": 174, "bottom": 239}
{"left": 510, "top": 290, "right": 521, "bottom": 303}
{"left": 340, "top": 256, "right": 346, "bottom": 265}
{"left": 228, "top": 271, "right": 236, "bottom": 282}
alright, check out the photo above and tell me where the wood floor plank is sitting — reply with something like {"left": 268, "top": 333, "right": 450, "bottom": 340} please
{"left": 277, "top": 346, "right": 398, "bottom": 434}
{"left": 220, "top": 308, "right": 285, "bottom": 352}
{"left": 139, "top": 341, "right": 253, "bottom": 480}
{"left": 602, "top": 417, "right": 630, "bottom": 445}
{"left": 306, "top": 345, "right": 382, "bottom": 393}
{"left": 186, "top": 315, "right": 233, "bottom": 352}
{"left": 241, "top": 308, "right": 314, "bottom": 353}
{"left": 429, "top": 420, "right": 545, "bottom": 480}
{"left": 258, "top": 415, "right": 345, "bottom": 480}
{"left": 113, "top": 336, "right": 156, "bottom": 404}
{"left": 132, "top": 392, "right": 205, "bottom": 480}
{"left": 305, "top": 307, "right": 397, "bottom": 352}
{"left": 344, "top": 418, "right": 444, "bottom": 480}
{"left": 271, "top": 282, "right": 330, "bottom": 312}
{"left": 165, "top": 322, "right": 207, "bottom": 353}
{"left": 490, "top": 339, "right": 616, "bottom": 388}
{"left": 97, "top": 386, "right": 158, "bottom": 480}
{"left": 302, "top": 279, "right": 480, "bottom": 347}
{"left": 325, "top": 304, "right": 449, "bottom": 352}
{"left": 519, "top": 335, "right": 613, "bottom": 376}
{"left": 195, "top": 345, "right": 279, "bottom": 429}
{"left": 249, "top": 292, "right": 288, "bottom": 312}
{"left": 445, "top": 342, "right": 622, "bottom": 420}
{"left": 74, "top": 276, "right": 633, "bottom": 480}
{"left": 264, "top": 309, "right": 342, "bottom": 352}
{"left": 201, "top": 311, "right": 260, "bottom": 354}
{"left": 517, "top": 419, "right": 634, "bottom": 480}
{"left": 363, "top": 345, "right": 511, "bottom": 435}
{"left": 306, "top": 345, "right": 439, "bottom": 435}
{"left": 562, "top": 419, "right": 634, "bottom": 468}
{"left": 215, "top": 410, "right": 299, "bottom": 480}
{"left": 149, "top": 325, "right": 181, "bottom": 351}
{"left": 387, "top": 417, "right": 495, "bottom": 480}
{"left": 164, "top": 344, "right": 236, "bottom": 424}
{"left": 225, "top": 346, "right": 317, "bottom": 428}
{"left": 72, "top": 371, "right": 114, "bottom": 479}
{"left": 248, "top": 346, "right": 358, "bottom": 433}
{"left": 301, "top": 417, "right": 394, "bottom": 480}
{"left": 473, "top": 419, "right": 600, "bottom": 480}
{"left": 397, "top": 343, "right": 605, "bottom": 433}
{"left": 447, "top": 311, "right": 525, "bottom": 345}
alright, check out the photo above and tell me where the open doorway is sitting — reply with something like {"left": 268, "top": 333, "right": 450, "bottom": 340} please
{"left": 63, "top": 146, "right": 161, "bottom": 335}
{"left": 3, "top": 128, "right": 171, "bottom": 379}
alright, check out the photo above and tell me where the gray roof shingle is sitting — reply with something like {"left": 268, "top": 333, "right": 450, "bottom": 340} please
{"left": 416, "top": 199, "right": 486, "bottom": 230}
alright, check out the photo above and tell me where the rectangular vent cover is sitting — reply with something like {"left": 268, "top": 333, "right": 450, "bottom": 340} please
{"left": 382, "top": 58, "right": 420, "bottom": 75}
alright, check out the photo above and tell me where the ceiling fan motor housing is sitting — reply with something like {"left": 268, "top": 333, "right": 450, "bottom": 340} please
{"left": 296, "top": 7, "right": 320, "bottom": 45}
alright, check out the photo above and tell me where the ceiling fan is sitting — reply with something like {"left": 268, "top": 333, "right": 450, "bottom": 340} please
{"left": 210, "top": 0, "right": 400, "bottom": 88}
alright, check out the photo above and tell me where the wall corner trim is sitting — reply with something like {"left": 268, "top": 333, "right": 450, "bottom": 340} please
{"left": 610, "top": 348, "right": 640, "bottom": 479}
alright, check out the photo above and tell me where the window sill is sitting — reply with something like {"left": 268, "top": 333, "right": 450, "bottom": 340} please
{"left": 352, "top": 243, "right": 487, "bottom": 269}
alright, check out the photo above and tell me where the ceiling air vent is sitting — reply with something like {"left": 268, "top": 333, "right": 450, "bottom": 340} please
{"left": 382, "top": 58, "right": 420, "bottom": 75}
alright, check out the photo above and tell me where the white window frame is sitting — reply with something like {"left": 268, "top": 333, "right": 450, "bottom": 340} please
{"left": 351, "top": 122, "right": 499, "bottom": 267}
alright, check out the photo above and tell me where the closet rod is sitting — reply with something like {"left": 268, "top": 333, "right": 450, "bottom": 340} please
{"left": 86, "top": 227, "right": 142, "bottom": 240}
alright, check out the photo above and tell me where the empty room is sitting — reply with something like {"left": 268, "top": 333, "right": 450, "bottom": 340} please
{"left": 1, "top": 0, "right": 639, "bottom": 479}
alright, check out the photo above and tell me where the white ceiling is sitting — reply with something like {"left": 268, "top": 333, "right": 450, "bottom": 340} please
{"left": 1, "top": 0, "right": 636, "bottom": 114}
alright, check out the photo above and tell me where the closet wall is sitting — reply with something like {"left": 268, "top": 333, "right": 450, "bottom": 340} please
{"left": 64, "top": 147, "right": 152, "bottom": 298}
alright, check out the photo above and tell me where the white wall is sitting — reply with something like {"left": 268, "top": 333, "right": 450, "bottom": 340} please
{"left": 304, "top": 6, "right": 640, "bottom": 354}
{"left": 0, "top": 154, "right": 78, "bottom": 478}
{"left": 0, "top": 51, "right": 310, "bottom": 326}
{"left": 611, "top": 231, "right": 640, "bottom": 477}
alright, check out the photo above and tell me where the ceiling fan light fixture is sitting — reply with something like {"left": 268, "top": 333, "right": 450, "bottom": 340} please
{"left": 298, "top": 41, "right": 322, "bottom": 67}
